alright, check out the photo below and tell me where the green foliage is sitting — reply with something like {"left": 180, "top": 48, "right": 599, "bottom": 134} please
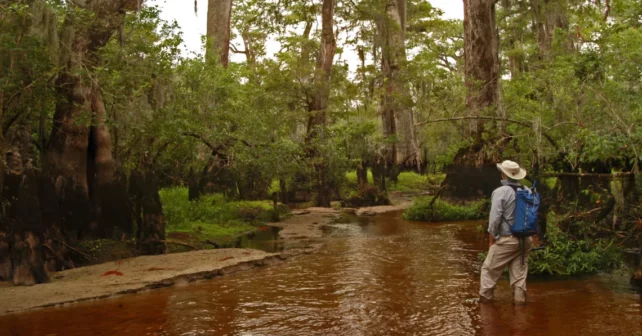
{"left": 342, "top": 184, "right": 390, "bottom": 207}
{"left": 345, "top": 171, "right": 443, "bottom": 193}
{"left": 477, "top": 215, "right": 624, "bottom": 276}
{"left": 403, "top": 198, "right": 486, "bottom": 221}
{"left": 160, "top": 188, "right": 288, "bottom": 243}
{"left": 388, "top": 172, "right": 435, "bottom": 193}
{"left": 529, "top": 224, "right": 622, "bottom": 275}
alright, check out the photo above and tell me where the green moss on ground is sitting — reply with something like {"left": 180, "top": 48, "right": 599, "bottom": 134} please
{"left": 403, "top": 198, "right": 486, "bottom": 221}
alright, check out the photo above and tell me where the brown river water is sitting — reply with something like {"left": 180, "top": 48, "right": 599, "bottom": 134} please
{"left": 2, "top": 211, "right": 642, "bottom": 336}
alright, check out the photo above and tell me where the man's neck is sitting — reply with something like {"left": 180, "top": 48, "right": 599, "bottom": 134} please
{"left": 501, "top": 179, "right": 521, "bottom": 187}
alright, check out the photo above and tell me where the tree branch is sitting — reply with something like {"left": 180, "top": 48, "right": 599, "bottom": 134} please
{"left": 181, "top": 132, "right": 216, "bottom": 151}
{"left": 229, "top": 43, "right": 247, "bottom": 54}
{"left": 3, "top": 110, "right": 24, "bottom": 135}
{"left": 543, "top": 172, "right": 633, "bottom": 177}
{"left": 415, "top": 116, "right": 559, "bottom": 149}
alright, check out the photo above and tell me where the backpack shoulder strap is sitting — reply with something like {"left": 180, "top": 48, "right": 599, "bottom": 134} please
{"left": 507, "top": 184, "right": 521, "bottom": 192}
{"left": 500, "top": 184, "right": 521, "bottom": 232}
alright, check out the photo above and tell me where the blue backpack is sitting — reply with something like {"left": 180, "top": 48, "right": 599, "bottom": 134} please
{"left": 508, "top": 182, "right": 540, "bottom": 237}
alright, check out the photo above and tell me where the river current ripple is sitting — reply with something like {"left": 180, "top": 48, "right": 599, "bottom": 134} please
{"left": 2, "top": 211, "right": 641, "bottom": 336}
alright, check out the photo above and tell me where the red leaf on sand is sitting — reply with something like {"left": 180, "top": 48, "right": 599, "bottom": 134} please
{"left": 102, "top": 270, "right": 124, "bottom": 276}
{"left": 219, "top": 256, "right": 234, "bottom": 261}
{"left": 257, "top": 226, "right": 271, "bottom": 231}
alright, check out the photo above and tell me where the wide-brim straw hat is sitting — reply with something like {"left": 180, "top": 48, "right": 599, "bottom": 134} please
{"left": 496, "top": 160, "right": 527, "bottom": 180}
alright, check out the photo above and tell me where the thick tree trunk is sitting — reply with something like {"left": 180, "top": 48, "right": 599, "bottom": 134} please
{"left": 90, "top": 89, "right": 131, "bottom": 239}
{"left": 378, "top": 0, "right": 421, "bottom": 170}
{"left": 137, "top": 155, "right": 166, "bottom": 255}
{"left": 207, "top": 0, "right": 233, "bottom": 67}
{"left": 39, "top": 173, "right": 69, "bottom": 273}
{"left": 139, "top": 170, "right": 166, "bottom": 255}
{"left": 441, "top": 146, "right": 501, "bottom": 202}
{"left": 48, "top": 1, "right": 136, "bottom": 239}
{"left": 0, "top": 151, "right": 22, "bottom": 280}
{"left": 357, "top": 160, "right": 369, "bottom": 186}
{"left": 305, "top": 0, "right": 336, "bottom": 207}
{"left": 188, "top": 168, "right": 200, "bottom": 201}
{"left": 12, "top": 167, "right": 48, "bottom": 285}
{"left": 463, "top": 0, "right": 500, "bottom": 143}
{"left": 441, "top": 0, "right": 501, "bottom": 201}
{"left": 129, "top": 169, "right": 144, "bottom": 242}
{"left": 48, "top": 74, "right": 92, "bottom": 235}
{"left": 530, "top": 0, "right": 572, "bottom": 60}
{"left": 372, "top": 157, "right": 387, "bottom": 192}
{"left": 278, "top": 179, "right": 288, "bottom": 204}
{"left": 0, "top": 230, "right": 9, "bottom": 281}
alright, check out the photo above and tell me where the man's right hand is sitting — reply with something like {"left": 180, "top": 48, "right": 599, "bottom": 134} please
{"left": 489, "top": 234, "right": 495, "bottom": 248}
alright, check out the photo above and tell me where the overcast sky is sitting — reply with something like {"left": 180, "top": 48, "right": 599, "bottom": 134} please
{"left": 148, "top": 0, "right": 463, "bottom": 58}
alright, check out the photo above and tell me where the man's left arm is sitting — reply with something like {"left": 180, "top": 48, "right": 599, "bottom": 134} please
{"left": 487, "top": 190, "right": 504, "bottom": 246}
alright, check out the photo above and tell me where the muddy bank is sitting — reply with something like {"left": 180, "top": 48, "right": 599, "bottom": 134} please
{"left": 0, "top": 249, "right": 282, "bottom": 315}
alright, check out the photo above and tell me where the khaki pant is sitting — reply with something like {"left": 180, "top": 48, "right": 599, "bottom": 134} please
{"left": 480, "top": 236, "right": 532, "bottom": 303}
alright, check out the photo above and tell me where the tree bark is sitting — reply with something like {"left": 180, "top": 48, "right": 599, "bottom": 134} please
{"left": 207, "top": 0, "right": 233, "bottom": 67}
{"left": 357, "top": 160, "right": 369, "bottom": 186}
{"left": 305, "top": 0, "right": 336, "bottom": 207}
{"left": 48, "top": 1, "right": 136, "bottom": 238}
{"left": 129, "top": 169, "right": 144, "bottom": 243}
{"left": 530, "top": 0, "right": 572, "bottom": 60}
{"left": 439, "top": 0, "right": 502, "bottom": 202}
{"left": 12, "top": 167, "right": 48, "bottom": 285}
{"left": 0, "top": 151, "right": 22, "bottom": 281}
{"left": 90, "top": 89, "right": 131, "bottom": 238}
{"left": 137, "top": 154, "right": 166, "bottom": 255}
{"left": 463, "top": 0, "right": 500, "bottom": 144}
{"left": 377, "top": 0, "right": 421, "bottom": 170}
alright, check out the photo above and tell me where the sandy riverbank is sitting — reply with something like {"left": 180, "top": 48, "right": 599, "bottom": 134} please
{"left": 0, "top": 249, "right": 283, "bottom": 315}
{"left": 0, "top": 196, "right": 413, "bottom": 315}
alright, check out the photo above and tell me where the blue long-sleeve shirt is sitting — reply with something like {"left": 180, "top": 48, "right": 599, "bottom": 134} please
{"left": 488, "top": 180, "right": 523, "bottom": 239}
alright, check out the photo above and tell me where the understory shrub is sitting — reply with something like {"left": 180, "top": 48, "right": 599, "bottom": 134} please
{"left": 345, "top": 171, "right": 444, "bottom": 193}
{"left": 342, "top": 184, "right": 391, "bottom": 207}
{"left": 477, "top": 215, "right": 623, "bottom": 276}
{"left": 528, "top": 219, "right": 623, "bottom": 275}
{"left": 403, "top": 198, "right": 486, "bottom": 221}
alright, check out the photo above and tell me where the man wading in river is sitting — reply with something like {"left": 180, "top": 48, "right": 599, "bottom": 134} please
{"left": 480, "top": 160, "right": 533, "bottom": 304}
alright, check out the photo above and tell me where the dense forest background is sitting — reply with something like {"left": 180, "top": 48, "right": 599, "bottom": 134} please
{"left": 1, "top": 0, "right": 641, "bottom": 285}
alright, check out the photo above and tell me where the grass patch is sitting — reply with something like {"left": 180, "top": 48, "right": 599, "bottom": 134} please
{"left": 160, "top": 187, "right": 288, "bottom": 246}
{"left": 345, "top": 170, "right": 444, "bottom": 193}
{"left": 345, "top": 170, "right": 374, "bottom": 185}
{"left": 403, "top": 198, "right": 486, "bottom": 221}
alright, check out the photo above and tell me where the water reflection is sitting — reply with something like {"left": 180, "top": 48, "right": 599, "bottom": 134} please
{"left": 0, "top": 211, "right": 640, "bottom": 336}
